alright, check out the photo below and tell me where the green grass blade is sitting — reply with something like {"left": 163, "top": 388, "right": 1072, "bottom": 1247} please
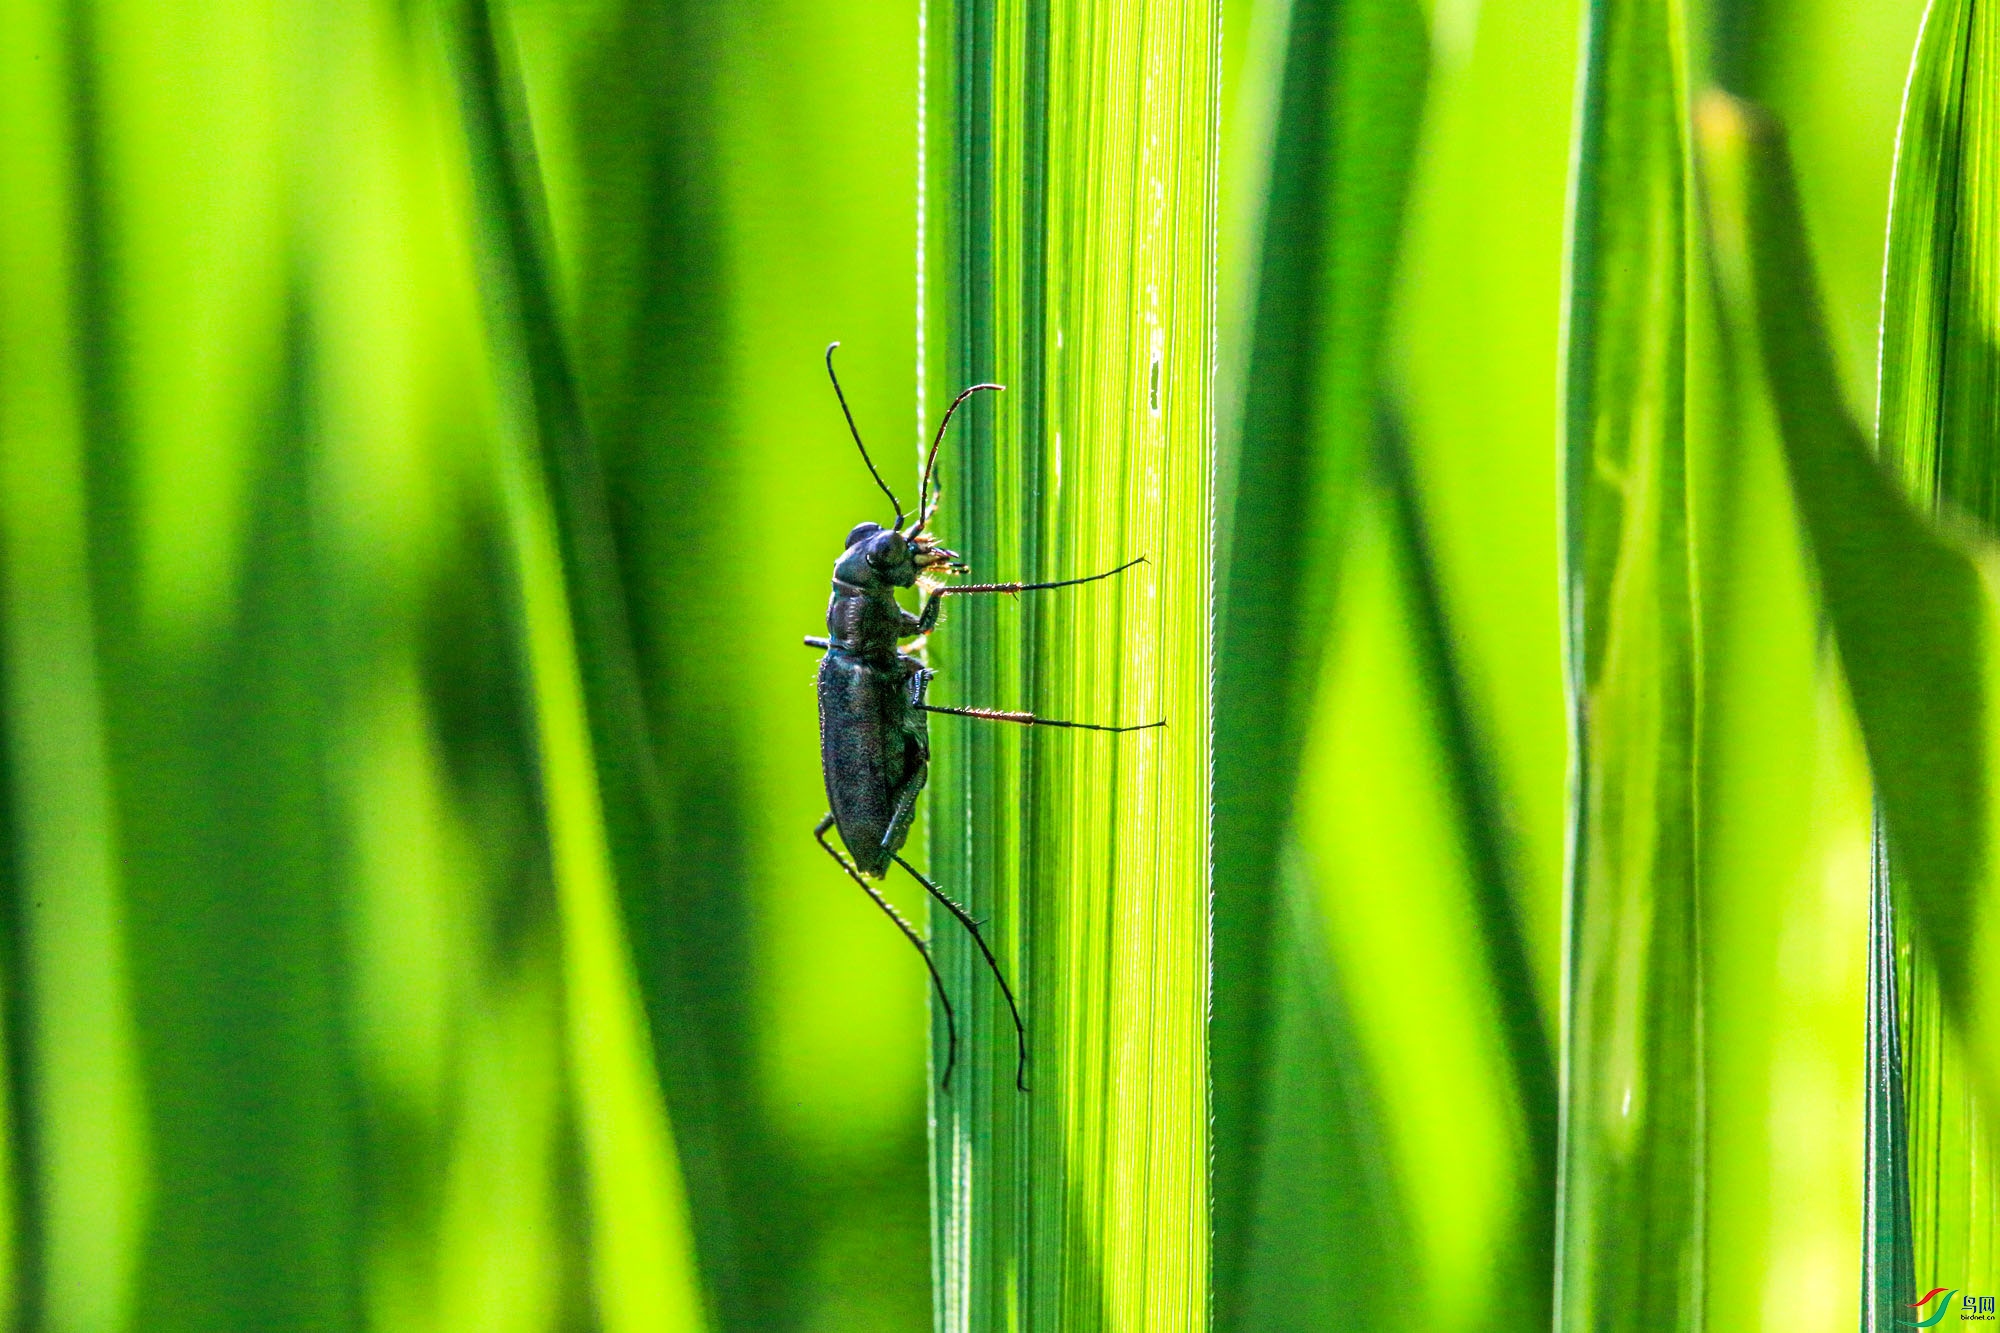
{"left": 1558, "top": 0, "right": 1704, "bottom": 1325}
{"left": 436, "top": 1, "right": 710, "bottom": 1326}
{"left": 527, "top": 4, "right": 794, "bottom": 1325}
{"left": 1866, "top": 0, "right": 2000, "bottom": 1072}
{"left": 1847, "top": 0, "right": 2000, "bottom": 1296}
{"left": 1870, "top": 1, "right": 2000, "bottom": 1302}
{"left": 1876, "top": 0, "right": 2000, "bottom": 524}
{"left": 1286, "top": 471, "right": 1540, "bottom": 1328}
{"left": 1698, "top": 98, "right": 1983, "bottom": 1007}
{"left": 1392, "top": 0, "right": 1576, "bottom": 986}
{"left": 923, "top": 0, "right": 1217, "bottom": 1324}
{"left": 1864, "top": 833, "right": 1918, "bottom": 1327}
{"left": 5, "top": 5, "right": 366, "bottom": 1326}
{"left": 127, "top": 308, "right": 363, "bottom": 1331}
{"left": 1696, "top": 91, "right": 1992, "bottom": 1048}
{"left": 1211, "top": 0, "right": 1426, "bottom": 1317}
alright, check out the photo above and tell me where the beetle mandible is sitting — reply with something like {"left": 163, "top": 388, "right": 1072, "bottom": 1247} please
{"left": 806, "top": 343, "right": 1162, "bottom": 1092}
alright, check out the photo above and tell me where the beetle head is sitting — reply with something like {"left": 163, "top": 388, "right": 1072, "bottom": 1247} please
{"left": 906, "top": 526, "right": 964, "bottom": 581}
{"left": 837, "top": 521, "right": 961, "bottom": 588}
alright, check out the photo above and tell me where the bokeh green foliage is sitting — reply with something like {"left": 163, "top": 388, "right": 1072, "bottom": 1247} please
{"left": 1212, "top": 0, "right": 1432, "bottom": 1320}
{"left": 0, "top": 0, "right": 938, "bottom": 1327}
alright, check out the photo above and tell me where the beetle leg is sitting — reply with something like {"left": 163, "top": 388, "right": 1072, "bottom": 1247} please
{"left": 869, "top": 665, "right": 934, "bottom": 861}
{"left": 891, "top": 853, "right": 1030, "bottom": 1093}
{"left": 942, "top": 555, "right": 1149, "bottom": 601}
{"left": 815, "top": 814, "right": 958, "bottom": 1091}
{"left": 914, "top": 590, "right": 945, "bottom": 637}
{"left": 880, "top": 764, "right": 928, "bottom": 859}
{"left": 918, "top": 702, "right": 1166, "bottom": 734}
{"left": 912, "top": 556, "right": 1145, "bottom": 639}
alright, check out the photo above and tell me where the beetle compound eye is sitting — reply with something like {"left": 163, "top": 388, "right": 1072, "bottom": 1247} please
{"left": 846, "top": 521, "right": 884, "bottom": 549}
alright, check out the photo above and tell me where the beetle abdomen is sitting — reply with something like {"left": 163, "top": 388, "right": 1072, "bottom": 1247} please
{"left": 818, "top": 650, "right": 926, "bottom": 876}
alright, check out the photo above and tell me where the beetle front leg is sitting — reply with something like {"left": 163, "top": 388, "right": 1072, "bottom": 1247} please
{"left": 909, "top": 556, "right": 1147, "bottom": 641}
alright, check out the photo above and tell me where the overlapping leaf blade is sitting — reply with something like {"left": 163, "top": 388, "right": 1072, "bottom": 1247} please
{"left": 1850, "top": 0, "right": 2000, "bottom": 1297}
{"left": 1697, "top": 89, "right": 2000, "bottom": 1325}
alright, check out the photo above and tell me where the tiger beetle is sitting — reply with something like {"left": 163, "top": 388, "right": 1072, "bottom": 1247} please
{"left": 806, "top": 342, "right": 1163, "bottom": 1093}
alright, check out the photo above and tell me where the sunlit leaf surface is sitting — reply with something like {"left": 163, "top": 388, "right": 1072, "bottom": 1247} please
{"left": 921, "top": 0, "right": 1216, "bottom": 1325}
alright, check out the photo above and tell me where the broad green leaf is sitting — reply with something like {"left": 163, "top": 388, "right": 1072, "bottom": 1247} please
{"left": 921, "top": 0, "right": 1216, "bottom": 1324}
{"left": 437, "top": 1, "right": 707, "bottom": 1327}
{"left": 1557, "top": 0, "right": 1703, "bottom": 1326}
{"left": 1210, "top": 0, "right": 1427, "bottom": 1319}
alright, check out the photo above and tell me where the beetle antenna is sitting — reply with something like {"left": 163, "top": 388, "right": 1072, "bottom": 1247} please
{"left": 914, "top": 380, "right": 1004, "bottom": 534}
{"left": 826, "top": 342, "right": 906, "bottom": 529}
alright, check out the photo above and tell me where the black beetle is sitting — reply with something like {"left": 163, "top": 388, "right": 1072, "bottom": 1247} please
{"left": 805, "top": 343, "right": 1161, "bottom": 1092}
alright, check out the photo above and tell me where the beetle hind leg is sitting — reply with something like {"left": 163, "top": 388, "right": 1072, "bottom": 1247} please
{"left": 814, "top": 814, "right": 959, "bottom": 1091}
{"left": 892, "top": 852, "right": 1031, "bottom": 1093}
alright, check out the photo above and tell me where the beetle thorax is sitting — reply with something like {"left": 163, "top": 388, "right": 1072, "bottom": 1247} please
{"left": 824, "top": 582, "right": 906, "bottom": 660}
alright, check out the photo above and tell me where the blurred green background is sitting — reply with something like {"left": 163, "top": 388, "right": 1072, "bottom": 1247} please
{"left": 0, "top": 0, "right": 1939, "bottom": 1327}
